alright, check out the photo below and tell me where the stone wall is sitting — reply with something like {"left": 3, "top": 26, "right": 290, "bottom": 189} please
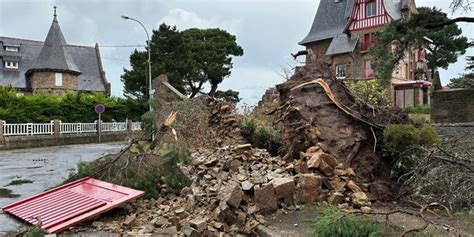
{"left": 431, "top": 89, "right": 474, "bottom": 123}
{"left": 0, "top": 131, "right": 143, "bottom": 150}
{"left": 30, "top": 71, "right": 79, "bottom": 94}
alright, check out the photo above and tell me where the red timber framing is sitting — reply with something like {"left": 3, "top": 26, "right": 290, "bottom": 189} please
{"left": 344, "top": 0, "right": 392, "bottom": 32}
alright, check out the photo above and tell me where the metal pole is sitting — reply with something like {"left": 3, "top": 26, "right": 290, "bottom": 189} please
{"left": 121, "top": 15, "right": 154, "bottom": 141}
{"left": 98, "top": 113, "right": 102, "bottom": 143}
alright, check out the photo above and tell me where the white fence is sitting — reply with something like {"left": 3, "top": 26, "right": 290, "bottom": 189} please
{"left": 3, "top": 122, "right": 54, "bottom": 136}
{"left": 101, "top": 122, "right": 127, "bottom": 132}
{"left": 2, "top": 120, "right": 141, "bottom": 137}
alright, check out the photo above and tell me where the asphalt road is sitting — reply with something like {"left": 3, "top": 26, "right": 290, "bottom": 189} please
{"left": 0, "top": 142, "right": 126, "bottom": 234}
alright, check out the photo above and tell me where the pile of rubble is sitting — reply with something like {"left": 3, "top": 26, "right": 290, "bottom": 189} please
{"left": 89, "top": 143, "right": 372, "bottom": 236}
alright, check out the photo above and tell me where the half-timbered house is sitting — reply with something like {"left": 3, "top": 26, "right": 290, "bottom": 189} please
{"left": 298, "top": 0, "right": 431, "bottom": 108}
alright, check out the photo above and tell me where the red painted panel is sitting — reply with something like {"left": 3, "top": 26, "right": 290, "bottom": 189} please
{"left": 2, "top": 177, "right": 144, "bottom": 233}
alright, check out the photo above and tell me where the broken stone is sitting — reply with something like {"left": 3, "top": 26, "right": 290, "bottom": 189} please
{"left": 140, "top": 224, "right": 155, "bottom": 234}
{"left": 327, "top": 191, "right": 344, "bottom": 204}
{"left": 307, "top": 150, "right": 324, "bottom": 169}
{"left": 218, "top": 184, "right": 243, "bottom": 208}
{"left": 325, "top": 178, "right": 347, "bottom": 191}
{"left": 360, "top": 206, "right": 372, "bottom": 213}
{"left": 294, "top": 159, "right": 308, "bottom": 174}
{"left": 182, "top": 225, "right": 200, "bottom": 237}
{"left": 346, "top": 180, "right": 362, "bottom": 193}
{"left": 318, "top": 160, "right": 334, "bottom": 176}
{"left": 351, "top": 191, "right": 369, "bottom": 207}
{"left": 154, "top": 217, "right": 169, "bottom": 227}
{"left": 269, "top": 177, "right": 296, "bottom": 198}
{"left": 254, "top": 183, "right": 277, "bottom": 214}
{"left": 316, "top": 142, "right": 328, "bottom": 152}
{"left": 320, "top": 153, "right": 339, "bottom": 168}
{"left": 156, "top": 226, "right": 178, "bottom": 235}
{"left": 123, "top": 213, "right": 136, "bottom": 226}
{"left": 298, "top": 174, "right": 323, "bottom": 203}
{"left": 229, "top": 159, "right": 241, "bottom": 172}
{"left": 215, "top": 202, "right": 237, "bottom": 224}
{"left": 241, "top": 180, "right": 254, "bottom": 191}
{"left": 189, "top": 218, "right": 207, "bottom": 232}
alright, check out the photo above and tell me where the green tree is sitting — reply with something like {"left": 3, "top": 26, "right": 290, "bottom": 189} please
{"left": 121, "top": 24, "right": 187, "bottom": 100}
{"left": 448, "top": 56, "right": 474, "bottom": 88}
{"left": 419, "top": 7, "right": 469, "bottom": 77}
{"left": 370, "top": 7, "right": 469, "bottom": 88}
{"left": 121, "top": 24, "right": 243, "bottom": 99}
{"left": 182, "top": 28, "right": 243, "bottom": 97}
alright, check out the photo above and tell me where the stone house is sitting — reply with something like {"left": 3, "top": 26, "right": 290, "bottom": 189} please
{"left": 298, "top": 0, "right": 431, "bottom": 108}
{"left": 0, "top": 8, "right": 110, "bottom": 95}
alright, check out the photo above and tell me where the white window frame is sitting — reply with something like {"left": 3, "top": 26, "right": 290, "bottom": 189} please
{"left": 55, "top": 73, "right": 63, "bottom": 87}
{"left": 5, "top": 46, "right": 19, "bottom": 52}
{"left": 336, "top": 64, "right": 346, "bottom": 79}
{"left": 4, "top": 61, "right": 19, "bottom": 69}
{"left": 366, "top": 2, "right": 376, "bottom": 17}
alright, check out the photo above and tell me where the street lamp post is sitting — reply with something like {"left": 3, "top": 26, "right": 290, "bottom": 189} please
{"left": 121, "top": 15, "right": 153, "bottom": 113}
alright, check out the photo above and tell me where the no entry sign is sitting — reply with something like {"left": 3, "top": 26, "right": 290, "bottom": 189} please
{"left": 95, "top": 104, "right": 105, "bottom": 114}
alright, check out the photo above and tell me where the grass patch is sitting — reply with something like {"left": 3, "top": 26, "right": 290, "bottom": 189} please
{"left": 6, "top": 179, "right": 33, "bottom": 186}
{"left": 311, "top": 206, "right": 384, "bottom": 237}
{"left": 0, "top": 188, "right": 20, "bottom": 198}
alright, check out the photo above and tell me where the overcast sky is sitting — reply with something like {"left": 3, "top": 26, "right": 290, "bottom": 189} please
{"left": 0, "top": 0, "right": 472, "bottom": 105}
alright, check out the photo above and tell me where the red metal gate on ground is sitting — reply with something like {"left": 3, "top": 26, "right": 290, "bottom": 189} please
{"left": 2, "top": 177, "right": 144, "bottom": 233}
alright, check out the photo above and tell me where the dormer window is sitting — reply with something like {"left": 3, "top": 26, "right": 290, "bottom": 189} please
{"left": 366, "top": 1, "right": 376, "bottom": 17}
{"left": 5, "top": 46, "right": 19, "bottom": 52}
{"left": 4, "top": 61, "right": 19, "bottom": 69}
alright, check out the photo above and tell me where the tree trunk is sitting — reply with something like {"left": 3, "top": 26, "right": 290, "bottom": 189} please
{"left": 208, "top": 83, "right": 218, "bottom": 97}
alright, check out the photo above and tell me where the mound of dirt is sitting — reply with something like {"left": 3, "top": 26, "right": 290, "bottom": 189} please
{"left": 276, "top": 65, "right": 398, "bottom": 184}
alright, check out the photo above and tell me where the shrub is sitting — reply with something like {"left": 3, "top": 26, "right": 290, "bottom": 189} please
{"left": 383, "top": 124, "right": 440, "bottom": 176}
{"left": 0, "top": 86, "right": 146, "bottom": 123}
{"left": 345, "top": 79, "right": 390, "bottom": 107}
{"left": 239, "top": 117, "right": 258, "bottom": 136}
{"left": 312, "top": 206, "right": 384, "bottom": 237}
{"left": 239, "top": 117, "right": 282, "bottom": 155}
{"left": 403, "top": 104, "right": 430, "bottom": 114}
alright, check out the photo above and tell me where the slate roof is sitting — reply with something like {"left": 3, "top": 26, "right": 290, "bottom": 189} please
{"left": 0, "top": 37, "right": 107, "bottom": 92}
{"left": 299, "top": 0, "right": 354, "bottom": 45}
{"left": 326, "top": 34, "right": 359, "bottom": 55}
{"left": 300, "top": 0, "right": 405, "bottom": 46}
{"left": 27, "top": 16, "right": 81, "bottom": 75}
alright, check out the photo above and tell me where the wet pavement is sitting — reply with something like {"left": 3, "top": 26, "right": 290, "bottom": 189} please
{"left": 0, "top": 142, "right": 126, "bottom": 234}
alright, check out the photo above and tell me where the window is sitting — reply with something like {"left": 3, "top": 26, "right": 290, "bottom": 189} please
{"left": 5, "top": 46, "right": 19, "bottom": 52}
{"left": 361, "top": 33, "right": 376, "bottom": 51}
{"left": 4, "top": 61, "right": 18, "bottom": 69}
{"left": 55, "top": 73, "right": 63, "bottom": 87}
{"left": 366, "top": 1, "right": 376, "bottom": 17}
{"left": 364, "top": 60, "right": 375, "bottom": 78}
{"left": 336, "top": 64, "right": 346, "bottom": 79}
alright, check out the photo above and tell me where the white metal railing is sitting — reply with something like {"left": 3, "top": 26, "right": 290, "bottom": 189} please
{"left": 2, "top": 120, "right": 141, "bottom": 137}
{"left": 131, "top": 122, "right": 142, "bottom": 131}
{"left": 60, "top": 122, "right": 97, "bottom": 134}
{"left": 101, "top": 122, "right": 127, "bottom": 132}
{"left": 3, "top": 122, "right": 54, "bottom": 136}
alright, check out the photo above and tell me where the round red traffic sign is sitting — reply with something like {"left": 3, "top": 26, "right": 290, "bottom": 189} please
{"left": 95, "top": 104, "right": 105, "bottom": 114}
